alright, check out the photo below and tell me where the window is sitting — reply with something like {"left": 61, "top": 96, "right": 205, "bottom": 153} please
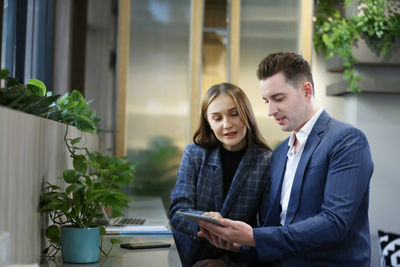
{"left": 1, "top": 0, "right": 54, "bottom": 87}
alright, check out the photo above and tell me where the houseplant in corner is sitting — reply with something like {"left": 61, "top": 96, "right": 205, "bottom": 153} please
{"left": 39, "top": 128, "right": 135, "bottom": 263}
{"left": 313, "top": 0, "right": 400, "bottom": 92}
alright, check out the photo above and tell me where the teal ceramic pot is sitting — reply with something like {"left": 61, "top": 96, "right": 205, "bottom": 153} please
{"left": 61, "top": 226, "right": 100, "bottom": 263}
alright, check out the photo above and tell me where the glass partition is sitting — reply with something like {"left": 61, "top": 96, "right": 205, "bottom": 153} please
{"left": 126, "top": 0, "right": 191, "bottom": 207}
{"left": 239, "top": 0, "right": 301, "bottom": 148}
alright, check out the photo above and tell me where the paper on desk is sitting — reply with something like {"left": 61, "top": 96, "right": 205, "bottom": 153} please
{"left": 105, "top": 225, "right": 172, "bottom": 235}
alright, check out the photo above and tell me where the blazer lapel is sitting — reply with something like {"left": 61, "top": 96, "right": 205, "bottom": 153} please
{"left": 285, "top": 111, "right": 330, "bottom": 224}
{"left": 208, "top": 147, "right": 224, "bottom": 211}
{"left": 264, "top": 144, "right": 288, "bottom": 226}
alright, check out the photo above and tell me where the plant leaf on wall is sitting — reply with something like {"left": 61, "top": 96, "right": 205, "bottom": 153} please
{"left": 0, "top": 69, "right": 101, "bottom": 133}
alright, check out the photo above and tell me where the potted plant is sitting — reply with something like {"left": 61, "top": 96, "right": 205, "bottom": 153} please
{"left": 39, "top": 128, "right": 135, "bottom": 263}
{"left": 313, "top": 0, "right": 400, "bottom": 92}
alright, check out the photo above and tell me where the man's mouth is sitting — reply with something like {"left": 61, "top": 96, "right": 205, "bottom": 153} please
{"left": 275, "top": 116, "right": 286, "bottom": 125}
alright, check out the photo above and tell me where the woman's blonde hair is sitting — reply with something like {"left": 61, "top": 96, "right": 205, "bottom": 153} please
{"left": 193, "top": 83, "right": 271, "bottom": 151}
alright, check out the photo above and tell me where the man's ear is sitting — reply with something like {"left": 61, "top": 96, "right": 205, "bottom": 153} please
{"left": 302, "top": 82, "right": 313, "bottom": 99}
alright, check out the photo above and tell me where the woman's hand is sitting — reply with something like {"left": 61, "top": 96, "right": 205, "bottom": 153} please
{"left": 202, "top": 211, "right": 222, "bottom": 219}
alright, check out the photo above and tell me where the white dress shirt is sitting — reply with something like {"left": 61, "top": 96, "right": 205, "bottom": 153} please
{"left": 280, "top": 107, "right": 323, "bottom": 225}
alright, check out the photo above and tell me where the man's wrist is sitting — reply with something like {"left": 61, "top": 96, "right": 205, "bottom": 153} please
{"left": 246, "top": 228, "right": 256, "bottom": 246}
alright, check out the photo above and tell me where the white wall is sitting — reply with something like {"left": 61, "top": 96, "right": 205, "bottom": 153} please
{"left": 312, "top": 50, "right": 345, "bottom": 120}
{"left": 0, "top": 106, "right": 98, "bottom": 264}
{"left": 313, "top": 50, "right": 400, "bottom": 267}
{"left": 345, "top": 94, "right": 400, "bottom": 267}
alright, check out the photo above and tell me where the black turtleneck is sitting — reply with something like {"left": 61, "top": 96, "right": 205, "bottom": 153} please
{"left": 220, "top": 145, "right": 247, "bottom": 199}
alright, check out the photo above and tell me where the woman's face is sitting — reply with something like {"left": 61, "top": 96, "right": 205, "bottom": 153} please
{"left": 206, "top": 93, "right": 247, "bottom": 151}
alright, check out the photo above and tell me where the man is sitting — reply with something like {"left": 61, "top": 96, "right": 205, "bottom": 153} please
{"left": 198, "top": 52, "right": 374, "bottom": 266}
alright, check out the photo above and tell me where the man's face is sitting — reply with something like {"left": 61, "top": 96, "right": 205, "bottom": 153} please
{"left": 260, "top": 72, "right": 309, "bottom": 132}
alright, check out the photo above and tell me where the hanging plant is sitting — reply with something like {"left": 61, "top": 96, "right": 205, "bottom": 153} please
{"left": 313, "top": 0, "right": 400, "bottom": 92}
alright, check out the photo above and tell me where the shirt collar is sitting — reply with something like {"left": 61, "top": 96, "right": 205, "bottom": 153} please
{"left": 288, "top": 107, "right": 324, "bottom": 148}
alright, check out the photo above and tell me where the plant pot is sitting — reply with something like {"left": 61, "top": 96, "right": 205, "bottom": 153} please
{"left": 61, "top": 226, "right": 100, "bottom": 263}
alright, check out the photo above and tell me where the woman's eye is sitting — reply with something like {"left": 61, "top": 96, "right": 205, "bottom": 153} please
{"left": 213, "top": 117, "right": 222, "bottom": 121}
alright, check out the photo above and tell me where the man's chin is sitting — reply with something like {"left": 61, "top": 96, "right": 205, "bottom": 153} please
{"left": 279, "top": 125, "right": 291, "bottom": 132}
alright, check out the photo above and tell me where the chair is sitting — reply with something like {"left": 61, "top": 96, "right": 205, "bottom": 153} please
{"left": 378, "top": 230, "right": 400, "bottom": 267}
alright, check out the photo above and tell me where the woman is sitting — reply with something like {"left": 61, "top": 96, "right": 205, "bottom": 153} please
{"left": 169, "top": 83, "right": 272, "bottom": 267}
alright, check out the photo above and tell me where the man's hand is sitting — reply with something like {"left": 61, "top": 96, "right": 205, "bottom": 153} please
{"left": 199, "top": 226, "right": 241, "bottom": 252}
{"left": 198, "top": 218, "right": 256, "bottom": 250}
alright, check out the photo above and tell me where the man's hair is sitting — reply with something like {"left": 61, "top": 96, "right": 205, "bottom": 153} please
{"left": 193, "top": 82, "right": 271, "bottom": 151}
{"left": 257, "top": 52, "right": 314, "bottom": 94}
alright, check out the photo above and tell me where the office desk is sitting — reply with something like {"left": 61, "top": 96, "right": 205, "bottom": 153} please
{"left": 42, "top": 197, "right": 182, "bottom": 267}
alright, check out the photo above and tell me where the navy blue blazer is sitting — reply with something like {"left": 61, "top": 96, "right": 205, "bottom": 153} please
{"left": 252, "top": 110, "right": 374, "bottom": 266}
{"left": 169, "top": 143, "right": 271, "bottom": 267}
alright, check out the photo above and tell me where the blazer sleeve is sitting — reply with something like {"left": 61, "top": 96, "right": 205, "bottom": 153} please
{"left": 168, "top": 145, "right": 205, "bottom": 236}
{"left": 253, "top": 126, "right": 374, "bottom": 261}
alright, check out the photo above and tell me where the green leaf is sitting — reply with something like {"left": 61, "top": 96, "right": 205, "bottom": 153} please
{"left": 70, "top": 90, "right": 84, "bottom": 102}
{"left": 27, "top": 79, "right": 46, "bottom": 96}
{"left": 45, "top": 225, "right": 61, "bottom": 245}
{"left": 0, "top": 69, "right": 9, "bottom": 79}
{"left": 75, "top": 115, "right": 97, "bottom": 133}
{"left": 111, "top": 206, "right": 124, "bottom": 218}
{"left": 73, "top": 154, "right": 88, "bottom": 173}
{"left": 322, "top": 22, "right": 331, "bottom": 32}
{"left": 6, "top": 78, "right": 20, "bottom": 88}
{"left": 63, "top": 169, "right": 81, "bottom": 184}
{"left": 84, "top": 176, "right": 93, "bottom": 187}
{"left": 70, "top": 137, "right": 82, "bottom": 145}
{"left": 86, "top": 160, "right": 101, "bottom": 169}
{"left": 66, "top": 183, "right": 84, "bottom": 195}
{"left": 100, "top": 226, "right": 106, "bottom": 236}
{"left": 104, "top": 197, "right": 124, "bottom": 209}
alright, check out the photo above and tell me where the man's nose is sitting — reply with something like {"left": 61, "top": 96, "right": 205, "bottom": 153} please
{"left": 268, "top": 103, "right": 277, "bottom": 116}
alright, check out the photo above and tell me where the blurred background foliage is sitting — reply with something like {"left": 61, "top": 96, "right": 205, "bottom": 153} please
{"left": 127, "top": 136, "right": 182, "bottom": 210}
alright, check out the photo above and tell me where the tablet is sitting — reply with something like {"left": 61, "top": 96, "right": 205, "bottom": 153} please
{"left": 176, "top": 211, "right": 222, "bottom": 226}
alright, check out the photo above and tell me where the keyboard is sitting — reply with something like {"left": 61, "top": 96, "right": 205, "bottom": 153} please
{"left": 113, "top": 217, "right": 146, "bottom": 225}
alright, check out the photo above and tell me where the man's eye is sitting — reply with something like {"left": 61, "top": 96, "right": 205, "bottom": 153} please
{"left": 263, "top": 99, "right": 269, "bottom": 104}
{"left": 274, "top": 98, "right": 283, "bottom": 102}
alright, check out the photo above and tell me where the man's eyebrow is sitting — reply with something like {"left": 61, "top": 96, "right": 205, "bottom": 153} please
{"left": 270, "top": 93, "right": 285, "bottom": 98}
{"left": 263, "top": 93, "right": 285, "bottom": 101}
{"left": 262, "top": 93, "right": 284, "bottom": 101}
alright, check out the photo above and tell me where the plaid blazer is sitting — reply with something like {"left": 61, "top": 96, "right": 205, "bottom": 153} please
{"left": 169, "top": 143, "right": 271, "bottom": 267}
